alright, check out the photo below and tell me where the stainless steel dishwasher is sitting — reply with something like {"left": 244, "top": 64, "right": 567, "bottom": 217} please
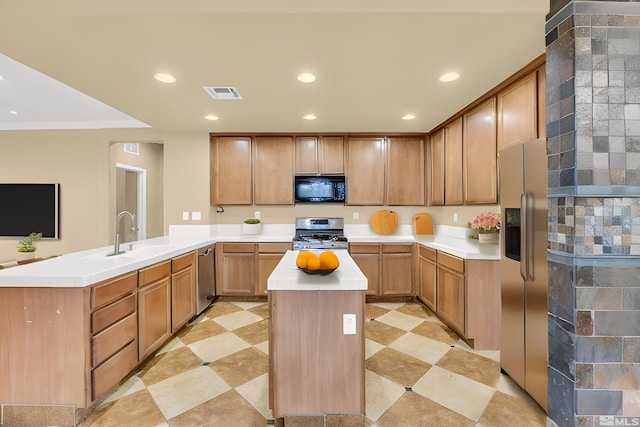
{"left": 196, "top": 245, "right": 216, "bottom": 315}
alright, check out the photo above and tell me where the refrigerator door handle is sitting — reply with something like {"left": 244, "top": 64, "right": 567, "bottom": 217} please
{"left": 526, "top": 192, "right": 534, "bottom": 281}
{"left": 520, "top": 193, "right": 527, "bottom": 281}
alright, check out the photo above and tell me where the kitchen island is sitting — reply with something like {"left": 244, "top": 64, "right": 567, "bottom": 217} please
{"left": 267, "top": 250, "right": 367, "bottom": 422}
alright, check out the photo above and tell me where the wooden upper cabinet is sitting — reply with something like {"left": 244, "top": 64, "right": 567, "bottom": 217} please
{"left": 537, "top": 64, "right": 546, "bottom": 139}
{"left": 445, "top": 118, "right": 464, "bottom": 206}
{"left": 497, "top": 71, "right": 538, "bottom": 151}
{"left": 463, "top": 98, "right": 498, "bottom": 204}
{"left": 295, "top": 136, "right": 344, "bottom": 175}
{"left": 429, "top": 129, "right": 445, "bottom": 206}
{"left": 386, "top": 137, "right": 425, "bottom": 206}
{"left": 210, "top": 136, "right": 252, "bottom": 205}
{"left": 346, "top": 137, "right": 385, "bottom": 206}
{"left": 253, "top": 136, "right": 294, "bottom": 205}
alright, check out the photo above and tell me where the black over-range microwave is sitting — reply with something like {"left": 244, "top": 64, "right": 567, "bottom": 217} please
{"left": 294, "top": 176, "right": 346, "bottom": 203}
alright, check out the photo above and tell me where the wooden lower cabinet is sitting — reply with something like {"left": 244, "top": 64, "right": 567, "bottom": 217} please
{"left": 216, "top": 243, "right": 257, "bottom": 295}
{"left": 436, "top": 253, "right": 466, "bottom": 338}
{"left": 138, "top": 261, "right": 172, "bottom": 361}
{"left": 171, "top": 252, "right": 196, "bottom": 332}
{"left": 257, "top": 243, "right": 291, "bottom": 296}
{"left": 418, "top": 246, "right": 437, "bottom": 312}
{"left": 349, "top": 243, "right": 413, "bottom": 296}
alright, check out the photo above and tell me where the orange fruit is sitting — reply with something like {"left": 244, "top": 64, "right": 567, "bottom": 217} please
{"left": 319, "top": 251, "right": 339, "bottom": 269}
{"left": 305, "top": 254, "right": 321, "bottom": 270}
{"left": 296, "top": 251, "right": 312, "bottom": 268}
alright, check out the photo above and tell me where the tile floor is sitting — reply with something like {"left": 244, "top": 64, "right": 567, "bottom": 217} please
{"left": 80, "top": 300, "right": 549, "bottom": 427}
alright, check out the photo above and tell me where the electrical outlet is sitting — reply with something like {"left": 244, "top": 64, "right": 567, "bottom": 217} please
{"left": 182, "top": 211, "right": 189, "bottom": 220}
{"left": 343, "top": 314, "right": 356, "bottom": 335}
{"left": 453, "top": 213, "right": 458, "bottom": 223}
{"left": 192, "top": 211, "right": 201, "bottom": 221}
{"left": 353, "top": 212, "right": 359, "bottom": 220}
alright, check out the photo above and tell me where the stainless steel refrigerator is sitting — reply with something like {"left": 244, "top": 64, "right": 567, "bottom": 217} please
{"left": 499, "top": 138, "right": 548, "bottom": 412}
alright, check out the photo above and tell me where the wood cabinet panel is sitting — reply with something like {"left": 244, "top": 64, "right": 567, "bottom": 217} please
{"left": 429, "top": 129, "right": 445, "bottom": 206}
{"left": 210, "top": 136, "right": 252, "bottom": 205}
{"left": 257, "top": 243, "right": 291, "bottom": 296}
{"left": 386, "top": 137, "right": 425, "bottom": 206}
{"left": 171, "top": 268, "right": 195, "bottom": 332}
{"left": 91, "top": 272, "right": 137, "bottom": 309}
{"left": 537, "top": 64, "right": 546, "bottom": 139}
{"left": 92, "top": 340, "right": 138, "bottom": 401}
{"left": 445, "top": 118, "right": 463, "bottom": 205}
{"left": 350, "top": 253, "right": 380, "bottom": 296}
{"left": 138, "top": 276, "right": 171, "bottom": 360}
{"left": 216, "top": 243, "right": 257, "bottom": 295}
{"left": 346, "top": 137, "right": 385, "bottom": 205}
{"left": 463, "top": 98, "right": 497, "bottom": 204}
{"left": 253, "top": 136, "right": 294, "bottom": 205}
{"left": 92, "top": 312, "right": 137, "bottom": 367}
{"left": 92, "top": 292, "right": 136, "bottom": 334}
{"left": 294, "top": 136, "right": 318, "bottom": 174}
{"left": 319, "top": 136, "right": 344, "bottom": 174}
{"left": 437, "top": 264, "right": 466, "bottom": 338}
{"left": 497, "top": 71, "right": 537, "bottom": 151}
{"left": 437, "top": 252, "right": 464, "bottom": 274}
{"left": 419, "top": 253, "right": 437, "bottom": 312}
{"left": 381, "top": 251, "right": 413, "bottom": 295}
{"left": 138, "top": 261, "right": 171, "bottom": 287}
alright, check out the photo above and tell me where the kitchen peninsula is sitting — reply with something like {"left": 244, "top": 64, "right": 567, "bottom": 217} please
{"left": 267, "top": 250, "right": 367, "bottom": 421}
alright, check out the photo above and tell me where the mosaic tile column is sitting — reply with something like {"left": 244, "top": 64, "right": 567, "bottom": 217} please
{"left": 546, "top": 2, "right": 640, "bottom": 426}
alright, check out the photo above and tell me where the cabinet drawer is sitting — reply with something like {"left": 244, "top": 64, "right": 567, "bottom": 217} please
{"left": 349, "top": 243, "right": 379, "bottom": 254}
{"left": 172, "top": 251, "right": 195, "bottom": 273}
{"left": 223, "top": 242, "right": 256, "bottom": 253}
{"left": 92, "top": 293, "right": 136, "bottom": 334}
{"left": 92, "top": 339, "right": 138, "bottom": 401}
{"left": 259, "top": 242, "right": 291, "bottom": 253}
{"left": 438, "top": 252, "right": 465, "bottom": 274}
{"left": 382, "top": 243, "right": 413, "bottom": 253}
{"left": 91, "top": 272, "right": 137, "bottom": 309}
{"left": 139, "top": 260, "right": 171, "bottom": 287}
{"left": 92, "top": 312, "right": 137, "bottom": 367}
{"left": 419, "top": 245, "right": 437, "bottom": 262}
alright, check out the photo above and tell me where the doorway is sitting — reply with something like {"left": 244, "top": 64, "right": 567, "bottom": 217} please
{"left": 116, "top": 163, "right": 146, "bottom": 242}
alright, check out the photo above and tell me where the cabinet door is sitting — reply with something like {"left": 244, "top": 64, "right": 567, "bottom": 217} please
{"left": 138, "top": 277, "right": 171, "bottom": 360}
{"left": 217, "top": 243, "right": 257, "bottom": 295}
{"left": 437, "top": 266, "right": 465, "bottom": 338}
{"left": 171, "top": 267, "right": 195, "bottom": 333}
{"left": 429, "top": 129, "right": 445, "bottom": 206}
{"left": 319, "top": 136, "right": 344, "bottom": 175}
{"left": 463, "top": 98, "right": 497, "bottom": 204}
{"left": 257, "top": 243, "right": 291, "bottom": 295}
{"left": 445, "top": 118, "right": 464, "bottom": 206}
{"left": 381, "top": 244, "right": 413, "bottom": 296}
{"left": 210, "top": 136, "right": 252, "bottom": 205}
{"left": 295, "top": 136, "right": 318, "bottom": 175}
{"left": 254, "top": 136, "right": 294, "bottom": 205}
{"left": 386, "top": 137, "right": 425, "bottom": 206}
{"left": 418, "top": 246, "right": 437, "bottom": 312}
{"left": 497, "top": 71, "right": 537, "bottom": 151}
{"left": 346, "top": 137, "right": 385, "bottom": 205}
{"left": 349, "top": 243, "right": 380, "bottom": 295}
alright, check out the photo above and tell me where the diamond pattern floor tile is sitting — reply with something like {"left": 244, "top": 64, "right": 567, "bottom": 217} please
{"left": 80, "top": 300, "right": 548, "bottom": 427}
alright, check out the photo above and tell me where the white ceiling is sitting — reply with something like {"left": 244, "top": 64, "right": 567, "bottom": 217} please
{"left": 0, "top": 0, "right": 548, "bottom": 134}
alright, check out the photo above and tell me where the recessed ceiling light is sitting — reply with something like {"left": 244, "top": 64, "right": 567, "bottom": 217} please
{"left": 297, "top": 73, "right": 316, "bottom": 83}
{"left": 402, "top": 114, "right": 416, "bottom": 120}
{"left": 439, "top": 72, "right": 460, "bottom": 83}
{"left": 204, "top": 115, "right": 219, "bottom": 121}
{"left": 154, "top": 73, "right": 176, "bottom": 83}
{"left": 303, "top": 114, "right": 317, "bottom": 120}
{"left": 10, "top": 110, "right": 18, "bottom": 115}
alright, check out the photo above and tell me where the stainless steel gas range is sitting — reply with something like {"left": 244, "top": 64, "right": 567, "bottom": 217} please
{"left": 292, "top": 217, "right": 348, "bottom": 250}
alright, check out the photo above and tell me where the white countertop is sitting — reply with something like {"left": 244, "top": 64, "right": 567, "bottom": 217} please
{"left": 267, "top": 250, "right": 367, "bottom": 291}
{"left": 0, "top": 223, "right": 499, "bottom": 288}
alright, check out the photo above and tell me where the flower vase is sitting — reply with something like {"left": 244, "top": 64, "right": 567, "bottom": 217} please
{"left": 478, "top": 232, "right": 498, "bottom": 244}
{"left": 16, "top": 251, "right": 36, "bottom": 262}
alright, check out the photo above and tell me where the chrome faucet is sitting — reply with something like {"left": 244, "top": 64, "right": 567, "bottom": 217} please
{"left": 113, "top": 210, "right": 136, "bottom": 255}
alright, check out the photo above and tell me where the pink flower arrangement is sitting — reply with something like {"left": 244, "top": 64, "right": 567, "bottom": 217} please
{"left": 470, "top": 211, "right": 501, "bottom": 235}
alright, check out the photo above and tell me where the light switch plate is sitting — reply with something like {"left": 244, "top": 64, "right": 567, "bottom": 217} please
{"left": 182, "top": 211, "right": 189, "bottom": 220}
{"left": 343, "top": 314, "right": 356, "bottom": 335}
{"left": 192, "top": 211, "right": 201, "bottom": 221}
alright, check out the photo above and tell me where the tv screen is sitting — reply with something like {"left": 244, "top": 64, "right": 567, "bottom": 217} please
{"left": 0, "top": 183, "right": 60, "bottom": 239}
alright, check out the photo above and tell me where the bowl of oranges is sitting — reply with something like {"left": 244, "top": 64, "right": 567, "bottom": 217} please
{"left": 296, "top": 250, "right": 340, "bottom": 275}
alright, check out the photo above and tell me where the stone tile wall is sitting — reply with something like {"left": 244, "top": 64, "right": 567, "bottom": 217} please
{"left": 546, "top": 2, "right": 640, "bottom": 426}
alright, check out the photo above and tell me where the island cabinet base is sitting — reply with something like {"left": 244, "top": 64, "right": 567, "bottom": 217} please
{"left": 269, "top": 290, "right": 365, "bottom": 418}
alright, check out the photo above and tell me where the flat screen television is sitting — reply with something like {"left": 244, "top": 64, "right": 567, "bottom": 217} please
{"left": 0, "top": 183, "right": 60, "bottom": 239}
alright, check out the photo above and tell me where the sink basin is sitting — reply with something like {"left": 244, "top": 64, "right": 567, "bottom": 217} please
{"left": 82, "top": 245, "right": 178, "bottom": 260}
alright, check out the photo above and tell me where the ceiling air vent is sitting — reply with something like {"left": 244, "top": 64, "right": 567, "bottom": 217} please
{"left": 203, "top": 86, "right": 242, "bottom": 100}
